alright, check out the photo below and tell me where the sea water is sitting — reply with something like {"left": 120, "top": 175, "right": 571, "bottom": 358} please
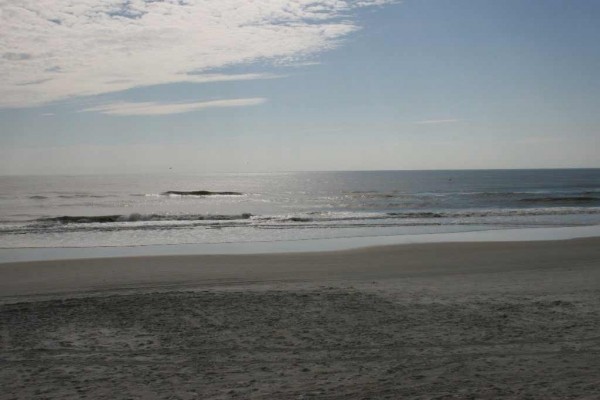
{"left": 0, "top": 169, "right": 599, "bottom": 252}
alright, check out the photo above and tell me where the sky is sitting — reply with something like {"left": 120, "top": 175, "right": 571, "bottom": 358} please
{"left": 0, "top": 0, "right": 599, "bottom": 175}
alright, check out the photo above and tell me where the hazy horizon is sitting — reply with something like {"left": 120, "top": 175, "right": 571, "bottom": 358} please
{"left": 1, "top": 166, "right": 600, "bottom": 178}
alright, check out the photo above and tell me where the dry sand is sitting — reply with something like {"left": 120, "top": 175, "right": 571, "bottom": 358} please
{"left": 1, "top": 238, "right": 600, "bottom": 399}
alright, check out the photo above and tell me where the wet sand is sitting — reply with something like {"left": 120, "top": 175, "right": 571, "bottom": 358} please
{"left": 1, "top": 238, "right": 600, "bottom": 399}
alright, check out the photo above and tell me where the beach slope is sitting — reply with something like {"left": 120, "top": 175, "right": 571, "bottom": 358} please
{"left": 1, "top": 238, "right": 600, "bottom": 399}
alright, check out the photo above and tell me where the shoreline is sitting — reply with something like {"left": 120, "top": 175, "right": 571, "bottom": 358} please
{"left": 2, "top": 224, "right": 600, "bottom": 264}
{"left": 2, "top": 236, "right": 599, "bottom": 300}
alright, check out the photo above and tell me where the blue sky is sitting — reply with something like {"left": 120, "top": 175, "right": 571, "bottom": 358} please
{"left": 1, "top": 0, "right": 599, "bottom": 174}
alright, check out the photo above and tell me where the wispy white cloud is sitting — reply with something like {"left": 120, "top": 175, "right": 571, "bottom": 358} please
{"left": 414, "top": 119, "right": 461, "bottom": 125}
{"left": 81, "top": 98, "right": 267, "bottom": 116}
{"left": 0, "top": 0, "right": 395, "bottom": 108}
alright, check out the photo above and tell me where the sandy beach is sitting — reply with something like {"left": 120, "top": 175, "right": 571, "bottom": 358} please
{"left": 1, "top": 238, "right": 600, "bottom": 399}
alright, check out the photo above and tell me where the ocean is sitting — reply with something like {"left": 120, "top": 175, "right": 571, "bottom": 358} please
{"left": 1, "top": 169, "right": 599, "bottom": 252}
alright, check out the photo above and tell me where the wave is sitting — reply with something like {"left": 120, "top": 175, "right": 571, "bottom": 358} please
{"left": 161, "top": 190, "right": 243, "bottom": 196}
{"left": 23, "top": 194, "right": 110, "bottom": 200}
{"left": 253, "top": 208, "right": 600, "bottom": 223}
{"left": 23, "top": 206, "right": 600, "bottom": 226}
{"left": 338, "top": 190, "right": 600, "bottom": 203}
{"left": 2, "top": 207, "right": 598, "bottom": 236}
{"left": 391, "top": 208, "right": 600, "bottom": 218}
{"left": 519, "top": 196, "right": 599, "bottom": 204}
{"left": 57, "top": 194, "right": 111, "bottom": 199}
{"left": 37, "top": 213, "right": 253, "bottom": 224}
{"left": 346, "top": 191, "right": 396, "bottom": 198}
{"left": 408, "top": 189, "right": 600, "bottom": 196}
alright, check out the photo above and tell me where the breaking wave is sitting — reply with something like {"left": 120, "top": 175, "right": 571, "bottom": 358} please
{"left": 31, "top": 207, "right": 600, "bottom": 226}
{"left": 1, "top": 207, "right": 598, "bottom": 238}
{"left": 37, "top": 213, "right": 253, "bottom": 224}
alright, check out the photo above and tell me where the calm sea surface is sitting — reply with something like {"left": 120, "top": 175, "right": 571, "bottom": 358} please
{"left": 0, "top": 169, "right": 599, "bottom": 249}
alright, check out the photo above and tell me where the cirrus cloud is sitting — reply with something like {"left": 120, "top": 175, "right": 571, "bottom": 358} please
{"left": 81, "top": 97, "right": 267, "bottom": 116}
{"left": 0, "top": 0, "right": 395, "bottom": 109}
